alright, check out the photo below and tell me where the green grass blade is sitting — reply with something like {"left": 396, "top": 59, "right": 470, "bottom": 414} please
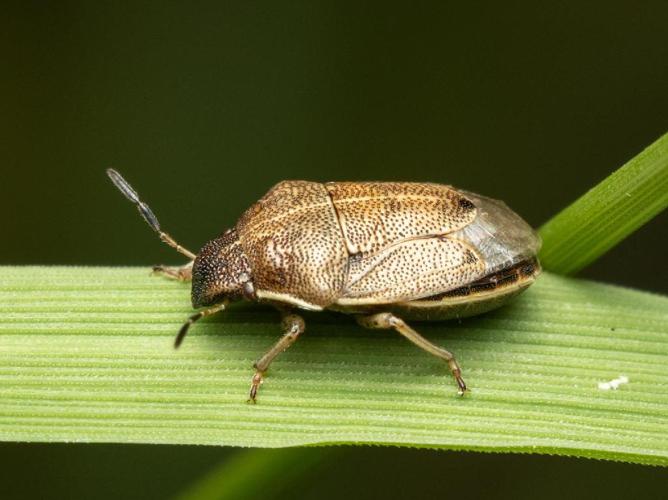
{"left": 175, "top": 448, "right": 338, "bottom": 500}
{"left": 539, "top": 131, "right": 668, "bottom": 275}
{"left": 1, "top": 267, "right": 667, "bottom": 465}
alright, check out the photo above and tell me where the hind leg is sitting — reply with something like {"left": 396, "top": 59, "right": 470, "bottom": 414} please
{"left": 357, "top": 312, "right": 467, "bottom": 395}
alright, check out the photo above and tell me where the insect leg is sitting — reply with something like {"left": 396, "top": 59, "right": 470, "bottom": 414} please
{"left": 152, "top": 261, "right": 194, "bottom": 281}
{"left": 357, "top": 312, "right": 467, "bottom": 395}
{"left": 248, "top": 312, "right": 305, "bottom": 403}
{"left": 106, "top": 168, "right": 197, "bottom": 260}
{"left": 174, "top": 302, "right": 226, "bottom": 348}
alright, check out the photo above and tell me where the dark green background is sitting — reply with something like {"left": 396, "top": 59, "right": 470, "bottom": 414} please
{"left": 2, "top": 2, "right": 667, "bottom": 499}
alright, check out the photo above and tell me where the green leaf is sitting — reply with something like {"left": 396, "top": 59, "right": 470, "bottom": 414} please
{"left": 1, "top": 266, "right": 667, "bottom": 465}
{"left": 539, "top": 131, "right": 668, "bottom": 274}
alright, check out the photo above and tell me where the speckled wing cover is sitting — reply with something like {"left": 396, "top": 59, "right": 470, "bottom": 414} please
{"left": 326, "top": 182, "right": 486, "bottom": 304}
{"left": 237, "top": 181, "right": 539, "bottom": 309}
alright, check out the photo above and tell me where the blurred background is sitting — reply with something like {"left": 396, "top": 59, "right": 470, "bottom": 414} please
{"left": 1, "top": 1, "right": 667, "bottom": 498}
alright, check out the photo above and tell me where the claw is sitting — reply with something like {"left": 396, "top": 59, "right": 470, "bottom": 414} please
{"left": 455, "top": 374, "right": 468, "bottom": 396}
{"left": 248, "top": 372, "right": 263, "bottom": 403}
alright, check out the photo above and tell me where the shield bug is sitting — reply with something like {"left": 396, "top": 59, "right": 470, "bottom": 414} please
{"left": 107, "top": 170, "right": 541, "bottom": 401}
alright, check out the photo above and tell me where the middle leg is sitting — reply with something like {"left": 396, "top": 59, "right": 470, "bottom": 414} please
{"left": 248, "top": 312, "right": 306, "bottom": 403}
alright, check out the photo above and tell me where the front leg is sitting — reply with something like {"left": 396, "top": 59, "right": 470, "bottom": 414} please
{"left": 152, "top": 261, "right": 194, "bottom": 281}
{"left": 249, "top": 312, "right": 306, "bottom": 403}
{"left": 357, "top": 312, "right": 467, "bottom": 395}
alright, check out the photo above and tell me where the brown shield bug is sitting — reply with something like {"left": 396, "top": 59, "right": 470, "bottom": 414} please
{"left": 107, "top": 170, "right": 541, "bottom": 401}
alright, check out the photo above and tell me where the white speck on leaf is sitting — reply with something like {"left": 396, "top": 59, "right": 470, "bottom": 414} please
{"left": 598, "top": 375, "right": 629, "bottom": 390}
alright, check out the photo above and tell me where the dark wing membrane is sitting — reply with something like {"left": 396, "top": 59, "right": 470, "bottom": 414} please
{"left": 448, "top": 191, "right": 541, "bottom": 276}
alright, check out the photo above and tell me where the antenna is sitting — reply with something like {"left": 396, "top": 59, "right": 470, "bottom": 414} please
{"left": 106, "top": 169, "right": 196, "bottom": 260}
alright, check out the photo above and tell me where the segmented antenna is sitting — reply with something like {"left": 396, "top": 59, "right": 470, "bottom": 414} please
{"left": 106, "top": 168, "right": 197, "bottom": 260}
